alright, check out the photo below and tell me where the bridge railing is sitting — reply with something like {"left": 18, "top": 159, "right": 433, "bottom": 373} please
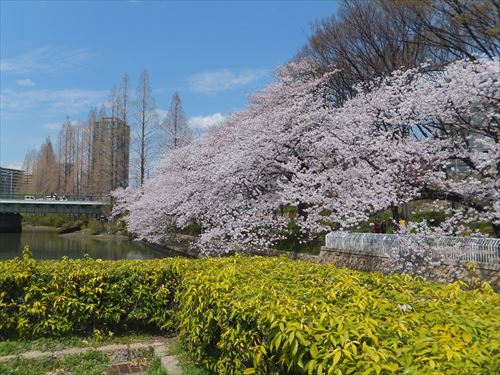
{"left": 325, "top": 232, "right": 500, "bottom": 264}
{"left": 0, "top": 193, "right": 109, "bottom": 203}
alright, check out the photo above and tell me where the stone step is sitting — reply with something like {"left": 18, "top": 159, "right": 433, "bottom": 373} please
{"left": 0, "top": 339, "right": 182, "bottom": 375}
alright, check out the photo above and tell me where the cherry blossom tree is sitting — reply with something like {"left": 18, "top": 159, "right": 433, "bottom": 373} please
{"left": 115, "top": 57, "right": 498, "bottom": 254}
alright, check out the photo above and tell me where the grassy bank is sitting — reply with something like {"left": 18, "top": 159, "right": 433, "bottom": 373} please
{"left": 0, "top": 335, "right": 211, "bottom": 375}
{"left": 0, "top": 350, "right": 110, "bottom": 375}
{"left": 1, "top": 252, "right": 498, "bottom": 373}
{"left": 0, "top": 333, "right": 152, "bottom": 356}
{"left": 22, "top": 214, "right": 128, "bottom": 236}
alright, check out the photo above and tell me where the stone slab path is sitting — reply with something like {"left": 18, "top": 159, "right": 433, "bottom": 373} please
{"left": 0, "top": 339, "right": 182, "bottom": 375}
{"left": 106, "top": 361, "right": 149, "bottom": 375}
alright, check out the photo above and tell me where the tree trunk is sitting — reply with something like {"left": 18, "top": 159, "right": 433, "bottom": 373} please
{"left": 493, "top": 223, "right": 500, "bottom": 238}
{"left": 391, "top": 204, "right": 399, "bottom": 230}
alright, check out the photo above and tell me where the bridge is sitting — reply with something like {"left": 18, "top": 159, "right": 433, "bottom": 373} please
{"left": 0, "top": 198, "right": 107, "bottom": 215}
{"left": 0, "top": 194, "right": 109, "bottom": 232}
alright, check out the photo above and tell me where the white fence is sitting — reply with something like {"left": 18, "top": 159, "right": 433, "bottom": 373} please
{"left": 325, "top": 232, "right": 500, "bottom": 264}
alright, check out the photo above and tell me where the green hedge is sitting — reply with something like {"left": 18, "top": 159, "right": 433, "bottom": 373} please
{"left": 1, "top": 252, "right": 499, "bottom": 374}
{"left": 176, "top": 256, "right": 499, "bottom": 374}
{"left": 0, "top": 250, "right": 184, "bottom": 337}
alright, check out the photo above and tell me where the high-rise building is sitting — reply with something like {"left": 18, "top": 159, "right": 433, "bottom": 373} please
{"left": 0, "top": 167, "right": 25, "bottom": 197}
{"left": 91, "top": 117, "right": 130, "bottom": 194}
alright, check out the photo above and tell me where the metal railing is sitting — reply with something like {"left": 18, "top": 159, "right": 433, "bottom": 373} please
{"left": 0, "top": 193, "right": 109, "bottom": 203}
{"left": 325, "top": 232, "right": 500, "bottom": 264}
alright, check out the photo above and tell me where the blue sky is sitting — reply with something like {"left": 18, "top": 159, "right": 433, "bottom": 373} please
{"left": 0, "top": 0, "right": 337, "bottom": 169}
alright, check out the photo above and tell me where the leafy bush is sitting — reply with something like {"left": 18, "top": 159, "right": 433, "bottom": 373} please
{"left": 0, "top": 249, "right": 184, "bottom": 338}
{"left": 1, "top": 253, "right": 498, "bottom": 374}
{"left": 22, "top": 214, "right": 67, "bottom": 227}
{"left": 86, "top": 219, "right": 106, "bottom": 235}
{"left": 106, "top": 219, "right": 129, "bottom": 235}
{"left": 176, "top": 256, "right": 499, "bottom": 374}
{"left": 272, "top": 220, "right": 323, "bottom": 254}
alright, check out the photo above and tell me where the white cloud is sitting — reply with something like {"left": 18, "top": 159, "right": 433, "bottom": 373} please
{"left": 189, "top": 113, "right": 226, "bottom": 129}
{"left": 155, "top": 109, "right": 168, "bottom": 120}
{"left": 5, "top": 164, "right": 23, "bottom": 170}
{"left": 189, "top": 68, "right": 268, "bottom": 93}
{"left": 42, "top": 122, "right": 62, "bottom": 130}
{"left": 0, "top": 88, "right": 107, "bottom": 119}
{"left": 0, "top": 46, "right": 92, "bottom": 74}
{"left": 16, "top": 78, "right": 35, "bottom": 87}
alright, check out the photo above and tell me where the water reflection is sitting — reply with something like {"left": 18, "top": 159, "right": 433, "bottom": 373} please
{"left": 0, "top": 228, "right": 175, "bottom": 260}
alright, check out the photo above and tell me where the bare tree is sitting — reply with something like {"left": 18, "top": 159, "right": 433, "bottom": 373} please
{"left": 300, "top": 0, "right": 431, "bottom": 105}
{"left": 74, "top": 120, "right": 84, "bottom": 195}
{"left": 300, "top": 0, "right": 499, "bottom": 106}
{"left": 57, "top": 117, "right": 77, "bottom": 193}
{"left": 22, "top": 148, "right": 37, "bottom": 192}
{"left": 91, "top": 105, "right": 112, "bottom": 195}
{"left": 133, "top": 70, "right": 157, "bottom": 186}
{"left": 109, "top": 86, "right": 119, "bottom": 191}
{"left": 116, "top": 74, "right": 131, "bottom": 188}
{"left": 117, "top": 74, "right": 130, "bottom": 126}
{"left": 31, "top": 137, "right": 58, "bottom": 194}
{"left": 25, "top": 73, "right": 133, "bottom": 196}
{"left": 158, "top": 92, "right": 192, "bottom": 154}
{"left": 82, "top": 108, "right": 97, "bottom": 194}
{"left": 404, "top": 0, "right": 499, "bottom": 60}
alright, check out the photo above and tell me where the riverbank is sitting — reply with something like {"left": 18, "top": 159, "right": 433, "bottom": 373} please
{"left": 61, "top": 228, "right": 192, "bottom": 258}
{"left": 0, "top": 226, "right": 176, "bottom": 261}
{"left": 68, "top": 230, "right": 194, "bottom": 258}
{"left": 60, "top": 228, "right": 130, "bottom": 241}
{"left": 23, "top": 224, "right": 132, "bottom": 242}
{"left": 19, "top": 222, "right": 194, "bottom": 259}
{"left": 22, "top": 225, "right": 58, "bottom": 231}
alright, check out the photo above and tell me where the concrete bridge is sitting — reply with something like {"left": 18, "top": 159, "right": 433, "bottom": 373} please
{"left": 0, "top": 195, "right": 108, "bottom": 232}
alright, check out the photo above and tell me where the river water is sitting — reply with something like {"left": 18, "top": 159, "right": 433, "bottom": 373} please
{"left": 0, "top": 227, "right": 177, "bottom": 261}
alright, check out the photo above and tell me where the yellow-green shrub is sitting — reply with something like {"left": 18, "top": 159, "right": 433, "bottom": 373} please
{"left": 0, "top": 250, "right": 186, "bottom": 338}
{"left": 176, "top": 256, "right": 499, "bottom": 374}
{"left": 1, "top": 253, "right": 498, "bottom": 374}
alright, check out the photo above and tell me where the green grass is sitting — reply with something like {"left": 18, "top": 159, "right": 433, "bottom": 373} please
{"left": 168, "top": 340, "right": 213, "bottom": 375}
{"left": 145, "top": 357, "right": 167, "bottom": 375}
{"left": 0, "top": 337, "right": 209, "bottom": 375}
{"left": 0, "top": 332, "right": 152, "bottom": 356}
{"left": 0, "top": 349, "right": 109, "bottom": 375}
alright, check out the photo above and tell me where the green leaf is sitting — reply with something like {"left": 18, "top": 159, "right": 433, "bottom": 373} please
{"left": 332, "top": 350, "right": 342, "bottom": 367}
{"left": 311, "top": 344, "right": 319, "bottom": 358}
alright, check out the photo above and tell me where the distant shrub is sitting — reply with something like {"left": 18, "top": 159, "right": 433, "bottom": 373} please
{"left": 22, "top": 214, "right": 67, "bottom": 227}
{"left": 87, "top": 219, "right": 106, "bottom": 235}
{"left": 106, "top": 219, "right": 129, "bottom": 236}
